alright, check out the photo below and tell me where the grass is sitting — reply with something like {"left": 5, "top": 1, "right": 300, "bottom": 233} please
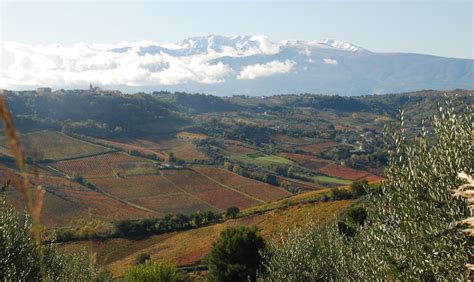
{"left": 240, "top": 188, "right": 333, "bottom": 216}
{"left": 312, "top": 176, "right": 353, "bottom": 185}
{"left": 253, "top": 155, "right": 293, "bottom": 165}
{"left": 220, "top": 149, "right": 293, "bottom": 167}
{"left": 176, "top": 131, "right": 207, "bottom": 140}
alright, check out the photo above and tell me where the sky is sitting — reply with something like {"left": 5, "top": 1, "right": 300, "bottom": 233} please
{"left": 1, "top": 1, "right": 473, "bottom": 59}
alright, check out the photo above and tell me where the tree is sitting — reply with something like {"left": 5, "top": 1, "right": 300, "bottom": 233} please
{"left": 124, "top": 260, "right": 182, "bottom": 282}
{"left": 354, "top": 104, "right": 472, "bottom": 279}
{"left": 351, "top": 179, "right": 368, "bottom": 198}
{"left": 262, "top": 101, "right": 472, "bottom": 280}
{"left": 0, "top": 194, "right": 107, "bottom": 280}
{"left": 225, "top": 206, "right": 240, "bottom": 219}
{"left": 206, "top": 226, "right": 266, "bottom": 281}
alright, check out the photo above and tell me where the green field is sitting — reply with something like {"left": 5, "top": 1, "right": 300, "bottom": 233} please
{"left": 312, "top": 175, "right": 353, "bottom": 185}
{"left": 253, "top": 155, "right": 293, "bottom": 165}
{"left": 217, "top": 147, "right": 293, "bottom": 167}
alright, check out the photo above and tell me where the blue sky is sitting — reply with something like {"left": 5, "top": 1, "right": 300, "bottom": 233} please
{"left": 1, "top": 1, "right": 473, "bottom": 58}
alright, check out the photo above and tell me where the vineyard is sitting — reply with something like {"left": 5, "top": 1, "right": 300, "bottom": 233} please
{"left": 317, "top": 163, "right": 383, "bottom": 181}
{"left": 296, "top": 141, "right": 339, "bottom": 154}
{"left": 0, "top": 131, "right": 112, "bottom": 161}
{"left": 193, "top": 167, "right": 290, "bottom": 202}
{"left": 50, "top": 152, "right": 150, "bottom": 178}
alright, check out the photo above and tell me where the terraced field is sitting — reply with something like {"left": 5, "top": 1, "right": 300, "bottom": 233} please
{"left": 0, "top": 131, "right": 112, "bottom": 161}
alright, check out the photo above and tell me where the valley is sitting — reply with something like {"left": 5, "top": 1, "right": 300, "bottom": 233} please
{"left": 0, "top": 88, "right": 472, "bottom": 278}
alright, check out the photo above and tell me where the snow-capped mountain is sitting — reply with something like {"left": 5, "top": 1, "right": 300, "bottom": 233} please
{"left": 1, "top": 35, "right": 472, "bottom": 95}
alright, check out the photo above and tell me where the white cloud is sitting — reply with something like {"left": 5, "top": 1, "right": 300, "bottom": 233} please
{"left": 298, "top": 47, "right": 311, "bottom": 57}
{"left": 323, "top": 58, "right": 338, "bottom": 65}
{"left": 237, "top": 60, "right": 296, "bottom": 80}
{"left": 0, "top": 41, "right": 234, "bottom": 89}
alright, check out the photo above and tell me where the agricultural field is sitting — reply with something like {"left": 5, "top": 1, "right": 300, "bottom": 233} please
{"left": 120, "top": 137, "right": 208, "bottom": 162}
{"left": 1, "top": 170, "right": 156, "bottom": 226}
{"left": 88, "top": 175, "right": 218, "bottom": 214}
{"left": 223, "top": 141, "right": 258, "bottom": 155}
{"left": 88, "top": 137, "right": 168, "bottom": 160}
{"left": 278, "top": 177, "right": 323, "bottom": 191}
{"left": 134, "top": 193, "right": 218, "bottom": 215}
{"left": 278, "top": 152, "right": 330, "bottom": 170}
{"left": 161, "top": 169, "right": 263, "bottom": 210}
{"left": 176, "top": 131, "right": 207, "bottom": 140}
{"left": 193, "top": 167, "right": 290, "bottom": 202}
{"left": 60, "top": 199, "right": 353, "bottom": 277}
{"left": 111, "top": 162, "right": 160, "bottom": 177}
{"left": 50, "top": 152, "right": 151, "bottom": 178}
{"left": 271, "top": 134, "right": 314, "bottom": 145}
{"left": 295, "top": 141, "right": 339, "bottom": 154}
{"left": 312, "top": 175, "right": 353, "bottom": 185}
{"left": 317, "top": 163, "right": 383, "bottom": 181}
{"left": 223, "top": 151, "right": 293, "bottom": 167}
{"left": 0, "top": 131, "right": 112, "bottom": 161}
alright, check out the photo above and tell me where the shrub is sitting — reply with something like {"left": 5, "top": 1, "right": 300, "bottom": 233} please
{"left": 350, "top": 180, "right": 368, "bottom": 198}
{"left": 330, "top": 187, "right": 352, "bottom": 200}
{"left": 0, "top": 195, "right": 108, "bottom": 280}
{"left": 225, "top": 206, "right": 240, "bottom": 219}
{"left": 134, "top": 253, "right": 151, "bottom": 265}
{"left": 124, "top": 260, "right": 181, "bottom": 282}
{"left": 206, "top": 226, "right": 266, "bottom": 281}
{"left": 262, "top": 101, "right": 473, "bottom": 280}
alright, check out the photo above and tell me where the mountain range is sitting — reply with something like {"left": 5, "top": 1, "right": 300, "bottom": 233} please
{"left": 1, "top": 35, "right": 473, "bottom": 95}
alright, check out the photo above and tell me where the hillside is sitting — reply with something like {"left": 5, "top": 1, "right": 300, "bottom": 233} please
{"left": 0, "top": 88, "right": 471, "bottom": 280}
{"left": 58, "top": 190, "right": 354, "bottom": 278}
{"left": 0, "top": 89, "right": 471, "bottom": 226}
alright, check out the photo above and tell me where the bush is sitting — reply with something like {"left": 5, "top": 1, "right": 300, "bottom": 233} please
{"left": 206, "top": 226, "right": 266, "bottom": 281}
{"left": 331, "top": 187, "right": 352, "bottom": 200}
{"left": 262, "top": 102, "right": 473, "bottom": 280}
{"left": 124, "top": 260, "right": 181, "bottom": 282}
{"left": 351, "top": 180, "right": 368, "bottom": 198}
{"left": 225, "top": 206, "right": 240, "bottom": 219}
{"left": 134, "top": 253, "right": 151, "bottom": 265}
{"left": 0, "top": 195, "right": 108, "bottom": 280}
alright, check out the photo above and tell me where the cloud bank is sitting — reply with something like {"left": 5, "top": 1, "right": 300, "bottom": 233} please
{"left": 0, "top": 41, "right": 236, "bottom": 88}
{"left": 237, "top": 60, "right": 296, "bottom": 80}
{"left": 0, "top": 35, "right": 289, "bottom": 89}
{"left": 323, "top": 58, "right": 338, "bottom": 65}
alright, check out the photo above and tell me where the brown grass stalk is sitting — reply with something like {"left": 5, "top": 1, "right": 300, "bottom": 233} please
{"left": 0, "top": 96, "right": 46, "bottom": 277}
